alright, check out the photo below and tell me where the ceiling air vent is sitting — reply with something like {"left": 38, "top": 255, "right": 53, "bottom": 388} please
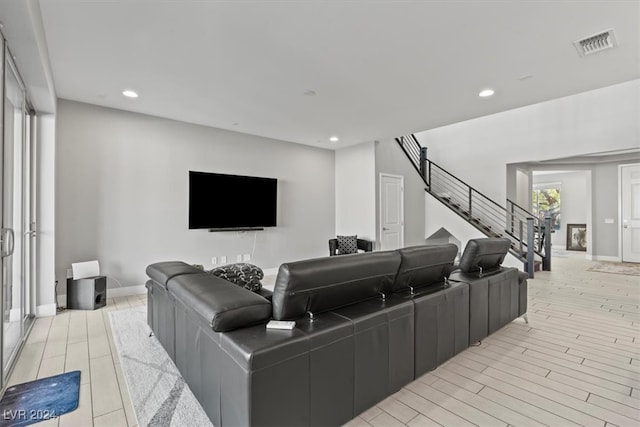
{"left": 574, "top": 29, "right": 617, "bottom": 56}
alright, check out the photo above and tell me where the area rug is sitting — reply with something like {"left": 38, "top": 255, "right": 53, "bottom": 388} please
{"left": 587, "top": 261, "right": 640, "bottom": 276}
{"left": 108, "top": 307, "right": 212, "bottom": 427}
{"left": 0, "top": 371, "right": 80, "bottom": 427}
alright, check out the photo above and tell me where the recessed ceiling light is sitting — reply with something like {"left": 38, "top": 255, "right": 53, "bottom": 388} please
{"left": 122, "top": 90, "right": 138, "bottom": 98}
{"left": 329, "top": 136, "right": 339, "bottom": 142}
{"left": 478, "top": 89, "right": 495, "bottom": 98}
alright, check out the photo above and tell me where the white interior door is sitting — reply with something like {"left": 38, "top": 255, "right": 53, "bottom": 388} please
{"left": 380, "top": 173, "right": 404, "bottom": 250}
{"left": 621, "top": 164, "right": 640, "bottom": 263}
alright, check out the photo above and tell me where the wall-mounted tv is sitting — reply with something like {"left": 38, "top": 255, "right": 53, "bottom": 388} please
{"left": 189, "top": 171, "right": 277, "bottom": 230}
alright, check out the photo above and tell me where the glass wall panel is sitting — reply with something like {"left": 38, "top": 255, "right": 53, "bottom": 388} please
{"left": 2, "top": 51, "right": 27, "bottom": 377}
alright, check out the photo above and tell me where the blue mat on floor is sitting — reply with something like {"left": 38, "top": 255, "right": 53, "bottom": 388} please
{"left": 0, "top": 371, "right": 80, "bottom": 427}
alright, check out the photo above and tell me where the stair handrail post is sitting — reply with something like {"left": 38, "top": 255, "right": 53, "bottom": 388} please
{"left": 427, "top": 160, "right": 432, "bottom": 191}
{"left": 468, "top": 188, "right": 473, "bottom": 221}
{"left": 420, "top": 146, "right": 428, "bottom": 182}
{"left": 509, "top": 201, "right": 515, "bottom": 234}
{"left": 543, "top": 212, "right": 552, "bottom": 271}
{"left": 526, "top": 217, "right": 535, "bottom": 278}
{"left": 518, "top": 219, "right": 524, "bottom": 255}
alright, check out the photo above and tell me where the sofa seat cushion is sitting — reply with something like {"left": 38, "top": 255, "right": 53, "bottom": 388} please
{"left": 146, "top": 261, "right": 205, "bottom": 289}
{"left": 168, "top": 273, "right": 271, "bottom": 332}
{"left": 208, "top": 263, "right": 264, "bottom": 292}
{"left": 271, "top": 250, "right": 401, "bottom": 320}
{"left": 393, "top": 244, "right": 457, "bottom": 293}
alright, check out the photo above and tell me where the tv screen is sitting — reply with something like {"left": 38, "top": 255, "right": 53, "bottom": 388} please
{"left": 189, "top": 171, "right": 277, "bottom": 229}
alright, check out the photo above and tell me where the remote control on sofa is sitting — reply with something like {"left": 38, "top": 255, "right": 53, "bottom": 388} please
{"left": 266, "top": 320, "right": 296, "bottom": 330}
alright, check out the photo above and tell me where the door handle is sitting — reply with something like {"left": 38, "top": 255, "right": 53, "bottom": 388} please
{"left": 383, "top": 227, "right": 389, "bottom": 231}
{"left": 623, "top": 224, "right": 629, "bottom": 229}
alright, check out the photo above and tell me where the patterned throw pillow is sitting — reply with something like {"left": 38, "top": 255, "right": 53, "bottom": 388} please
{"left": 337, "top": 235, "right": 358, "bottom": 255}
{"left": 208, "top": 263, "right": 264, "bottom": 292}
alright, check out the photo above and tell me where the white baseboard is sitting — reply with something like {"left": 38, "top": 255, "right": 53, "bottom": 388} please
{"left": 36, "top": 303, "right": 57, "bottom": 317}
{"left": 58, "top": 285, "right": 147, "bottom": 307}
{"left": 585, "top": 254, "right": 621, "bottom": 262}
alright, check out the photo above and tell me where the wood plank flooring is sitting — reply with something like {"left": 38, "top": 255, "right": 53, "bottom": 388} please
{"left": 5, "top": 253, "right": 639, "bottom": 426}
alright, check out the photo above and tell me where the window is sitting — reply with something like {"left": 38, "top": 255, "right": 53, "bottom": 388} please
{"left": 532, "top": 185, "right": 561, "bottom": 231}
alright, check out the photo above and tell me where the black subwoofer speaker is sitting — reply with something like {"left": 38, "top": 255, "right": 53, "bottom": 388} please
{"left": 67, "top": 276, "right": 107, "bottom": 310}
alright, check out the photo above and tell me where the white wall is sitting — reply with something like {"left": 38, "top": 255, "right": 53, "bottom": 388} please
{"left": 417, "top": 79, "right": 640, "bottom": 203}
{"left": 55, "top": 100, "right": 335, "bottom": 293}
{"left": 375, "top": 139, "right": 427, "bottom": 248}
{"left": 533, "top": 171, "right": 589, "bottom": 249}
{"left": 425, "top": 195, "right": 523, "bottom": 271}
{"left": 335, "top": 142, "right": 376, "bottom": 241}
{"left": 36, "top": 114, "right": 56, "bottom": 316}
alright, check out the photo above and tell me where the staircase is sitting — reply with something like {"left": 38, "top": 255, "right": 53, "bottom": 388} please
{"left": 396, "top": 134, "right": 550, "bottom": 278}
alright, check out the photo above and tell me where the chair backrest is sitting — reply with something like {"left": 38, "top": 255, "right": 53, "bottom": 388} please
{"left": 458, "top": 238, "right": 511, "bottom": 274}
{"left": 272, "top": 251, "right": 400, "bottom": 320}
{"left": 392, "top": 244, "right": 458, "bottom": 292}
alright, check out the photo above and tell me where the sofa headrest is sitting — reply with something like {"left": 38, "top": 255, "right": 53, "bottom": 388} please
{"left": 271, "top": 251, "right": 401, "bottom": 320}
{"left": 458, "top": 238, "right": 511, "bottom": 274}
{"left": 392, "top": 244, "right": 458, "bottom": 292}
{"left": 168, "top": 273, "right": 272, "bottom": 332}
{"left": 146, "top": 261, "right": 204, "bottom": 288}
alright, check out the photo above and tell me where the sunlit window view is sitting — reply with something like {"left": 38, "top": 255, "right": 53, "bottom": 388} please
{"left": 532, "top": 186, "right": 561, "bottom": 231}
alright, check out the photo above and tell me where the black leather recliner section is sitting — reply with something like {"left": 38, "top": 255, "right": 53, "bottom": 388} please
{"left": 518, "top": 271, "right": 528, "bottom": 316}
{"left": 173, "top": 296, "right": 224, "bottom": 425}
{"left": 392, "top": 244, "right": 458, "bottom": 293}
{"left": 145, "top": 261, "right": 205, "bottom": 359}
{"left": 219, "top": 325, "right": 311, "bottom": 427}
{"left": 487, "top": 268, "right": 520, "bottom": 334}
{"left": 271, "top": 251, "right": 401, "bottom": 320}
{"left": 333, "top": 297, "right": 414, "bottom": 415}
{"left": 145, "top": 279, "right": 177, "bottom": 359}
{"left": 449, "top": 238, "right": 527, "bottom": 345}
{"left": 412, "top": 281, "right": 469, "bottom": 377}
{"left": 294, "top": 312, "right": 355, "bottom": 427}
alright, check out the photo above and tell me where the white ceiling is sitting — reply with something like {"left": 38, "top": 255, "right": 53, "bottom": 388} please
{"left": 15, "top": 1, "right": 640, "bottom": 148}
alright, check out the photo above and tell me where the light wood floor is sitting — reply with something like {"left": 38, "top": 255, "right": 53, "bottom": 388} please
{"left": 6, "top": 253, "right": 640, "bottom": 426}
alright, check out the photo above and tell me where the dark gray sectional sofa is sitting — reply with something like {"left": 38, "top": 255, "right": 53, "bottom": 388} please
{"left": 145, "top": 238, "right": 527, "bottom": 427}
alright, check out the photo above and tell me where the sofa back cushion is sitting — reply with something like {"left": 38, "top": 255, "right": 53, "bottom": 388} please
{"left": 168, "top": 273, "right": 272, "bottom": 332}
{"left": 458, "top": 238, "right": 511, "bottom": 274}
{"left": 146, "top": 261, "right": 204, "bottom": 288}
{"left": 392, "top": 244, "right": 458, "bottom": 293}
{"left": 271, "top": 251, "right": 401, "bottom": 320}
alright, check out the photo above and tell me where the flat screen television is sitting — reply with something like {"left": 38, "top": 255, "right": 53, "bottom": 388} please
{"left": 189, "top": 171, "right": 277, "bottom": 230}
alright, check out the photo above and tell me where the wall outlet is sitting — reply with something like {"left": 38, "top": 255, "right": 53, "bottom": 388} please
{"left": 211, "top": 256, "right": 217, "bottom": 265}
{"left": 236, "top": 254, "right": 243, "bottom": 262}
{"left": 243, "top": 254, "right": 251, "bottom": 261}
{"left": 220, "top": 255, "right": 227, "bottom": 264}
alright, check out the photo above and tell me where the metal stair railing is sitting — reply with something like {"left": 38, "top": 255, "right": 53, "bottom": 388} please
{"left": 396, "top": 134, "right": 550, "bottom": 277}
